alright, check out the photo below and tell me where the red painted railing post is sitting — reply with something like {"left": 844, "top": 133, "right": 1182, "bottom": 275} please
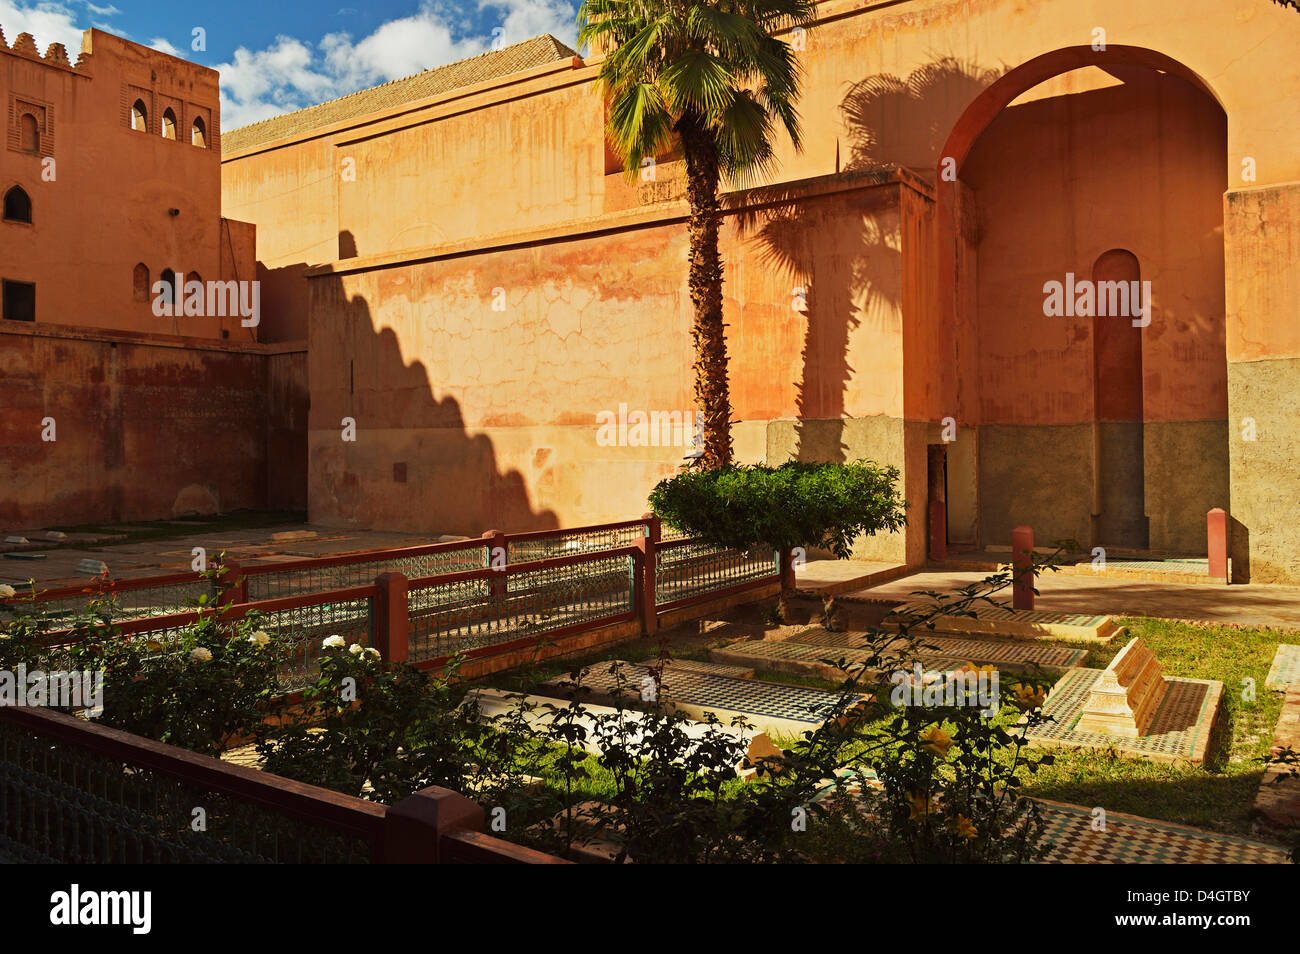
{"left": 373, "top": 571, "right": 409, "bottom": 663}
{"left": 1207, "top": 508, "right": 1229, "bottom": 583}
{"left": 218, "top": 560, "right": 246, "bottom": 606}
{"left": 482, "top": 530, "right": 507, "bottom": 598}
{"left": 635, "top": 514, "right": 660, "bottom": 634}
{"left": 1011, "top": 525, "right": 1034, "bottom": 611}
{"left": 382, "top": 785, "right": 484, "bottom": 863}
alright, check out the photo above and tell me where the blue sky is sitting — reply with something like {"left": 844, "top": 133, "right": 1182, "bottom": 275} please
{"left": 1, "top": 0, "right": 580, "bottom": 128}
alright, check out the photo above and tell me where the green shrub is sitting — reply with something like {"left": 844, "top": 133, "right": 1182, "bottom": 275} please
{"left": 649, "top": 460, "right": 907, "bottom": 559}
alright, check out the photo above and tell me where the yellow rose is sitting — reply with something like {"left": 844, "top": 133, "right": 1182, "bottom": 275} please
{"left": 1012, "top": 683, "right": 1047, "bottom": 710}
{"left": 950, "top": 814, "right": 978, "bottom": 840}
{"left": 919, "top": 724, "right": 953, "bottom": 758}
{"left": 907, "top": 791, "right": 937, "bottom": 823}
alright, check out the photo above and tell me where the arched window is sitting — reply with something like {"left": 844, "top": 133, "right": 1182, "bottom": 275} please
{"left": 131, "top": 99, "right": 148, "bottom": 132}
{"left": 3, "top": 186, "right": 32, "bottom": 224}
{"left": 19, "top": 114, "right": 39, "bottom": 153}
{"left": 159, "top": 268, "right": 176, "bottom": 308}
{"left": 191, "top": 116, "right": 207, "bottom": 148}
{"left": 133, "top": 263, "right": 150, "bottom": 301}
{"left": 161, "top": 108, "right": 177, "bottom": 140}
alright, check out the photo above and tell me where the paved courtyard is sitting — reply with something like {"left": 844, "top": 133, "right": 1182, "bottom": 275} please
{"left": 0, "top": 521, "right": 461, "bottom": 588}
{"left": 848, "top": 568, "right": 1300, "bottom": 629}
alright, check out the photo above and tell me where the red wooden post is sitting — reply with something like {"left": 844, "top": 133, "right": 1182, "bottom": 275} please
{"left": 482, "top": 530, "right": 507, "bottom": 598}
{"left": 217, "top": 560, "right": 246, "bottom": 606}
{"left": 1011, "top": 525, "right": 1034, "bottom": 610}
{"left": 1207, "top": 508, "right": 1229, "bottom": 582}
{"left": 382, "top": 785, "right": 484, "bottom": 863}
{"left": 928, "top": 499, "right": 948, "bottom": 562}
{"left": 635, "top": 514, "right": 660, "bottom": 634}
{"left": 373, "top": 571, "right": 409, "bottom": 663}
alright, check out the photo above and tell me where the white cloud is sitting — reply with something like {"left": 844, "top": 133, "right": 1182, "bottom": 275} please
{"left": 148, "top": 36, "right": 180, "bottom": 57}
{"left": 3, "top": 0, "right": 580, "bottom": 132}
{"left": 0, "top": 0, "right": 86, "bottom": 52}
{"left": 482, "top": 0, "right": 576, "bottom": 49}
{"left": 218, "top": 0, "right": 578, "bottom": 131}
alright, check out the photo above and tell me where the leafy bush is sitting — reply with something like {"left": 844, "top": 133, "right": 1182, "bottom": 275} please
{"left": 649, "top": 460, "right": 907, "bottom": 559}
{"left": 255, "top": 642, "right": 489, "bottom": 803}
{"left": 0, "top": 593, "right": 284, "bottom": 756}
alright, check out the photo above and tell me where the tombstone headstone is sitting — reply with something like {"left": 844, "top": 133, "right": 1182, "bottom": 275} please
{"left": 1076, "top": 637, "right": 1166, "bottom": 738}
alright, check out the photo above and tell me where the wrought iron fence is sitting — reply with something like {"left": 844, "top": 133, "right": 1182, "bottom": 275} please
{"left": 245, "top": 545, "right": 485, "bottom": 602}
{"left": 0, "top": 709, "right": 380, "bottom": 863}
{"left": 655, "top": 539, "right": 780, "bottom": 608}
{"left": 0, "top": 576, "right": 215, "bottom": 630}
{"left": 248, "top": 594, "right": 375, "bottom": 690}
{"left": 407, "top": 550, "right": 636, "bottom": 665}
{"left": 505, "top": 520, "right": 647, "bottom": 563}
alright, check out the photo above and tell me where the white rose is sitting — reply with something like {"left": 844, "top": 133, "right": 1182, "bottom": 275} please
{"left": 321, "top": 635, "right": 345, "bottom": 650}
{"left": 248, "top": 630, "right": 270, "bottom": 648}
{"left": 348, "top": 642, "right": 363, "bottom": 655}
{"left": 0, "top": 584, "right": 15, "bottom": 599}
{"left": 364, "top": 648, "right": 381, "bottom": 661}
{"left": 189, "top": 647, "right": 213, "bottom": 663}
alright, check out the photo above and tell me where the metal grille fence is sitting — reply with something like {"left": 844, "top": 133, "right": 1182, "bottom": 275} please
{"left": 250, "top": 595, "right": 375, "bottom": 690}
{"left": 0, "top": 715, "right": 376, "bottom": 863}
{"left": 655, "top": 539, "right": 779, "bottom": 608}
{"left": 407, "top": 551, "right": 635, "bottom": 665}
{"left": 245, "top": 546, "right": 484, "bottom": 602}
{"left": 505, "top": 521, "right": 647, "bottom": 563}
{"left": 0, "top": 577, "right": 215, "bottom": 630}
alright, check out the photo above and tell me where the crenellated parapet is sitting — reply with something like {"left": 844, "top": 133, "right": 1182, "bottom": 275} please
{"left": 0, "top": 26, "right": 93, "bottom": 73}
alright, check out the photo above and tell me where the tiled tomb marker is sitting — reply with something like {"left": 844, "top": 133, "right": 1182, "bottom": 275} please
{"left": 463, "top": 687, "right": 782, "bottom": 776}
{"left": 885, "top": 603, "right": 1120, "bottom": 642}
{"left": 1265, "top": 644, "right": 1300, "bottom": 690}
{"left": 536, "top": 660, "right": 870, "bottom": 737}
{"left": 1075, "top": 637, "right": 1165, "bottom": 738}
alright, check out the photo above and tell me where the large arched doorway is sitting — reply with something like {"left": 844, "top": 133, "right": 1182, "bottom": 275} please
{"left": 938, "top": 48, "right": 1229, "bottom": 555}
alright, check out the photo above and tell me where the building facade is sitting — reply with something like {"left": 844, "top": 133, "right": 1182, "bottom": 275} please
{"left": 1, "top": 27, "right": 305, "bottom": 527}
{"left": 220, "top": 0, "right": 1300, "bottom": 583}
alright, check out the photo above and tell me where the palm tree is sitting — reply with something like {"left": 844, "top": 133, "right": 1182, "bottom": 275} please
{"left": 578, "top": 0, "right": 817, "bottom": 469}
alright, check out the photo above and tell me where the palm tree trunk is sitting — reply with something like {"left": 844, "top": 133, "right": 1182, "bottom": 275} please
{"left": 680, "top": 116, "right": 733, "bottom": 470}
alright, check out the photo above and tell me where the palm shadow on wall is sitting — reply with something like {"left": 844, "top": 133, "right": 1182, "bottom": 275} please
{"left": 310, "top": 233, "right": 559, "bottom": 535}
{"left": 729, "top": 57, "right": 997, "bottom": 463}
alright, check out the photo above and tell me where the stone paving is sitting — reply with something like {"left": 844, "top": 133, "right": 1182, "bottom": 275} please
{"left": 0, "top": 523, "right": 453, "bottom": 587}
{"left": 850, "top": 568, "right": 1300, "bottom": 629}
{"left": 1033, "top": 800, "right": 1287, "bottom": 864}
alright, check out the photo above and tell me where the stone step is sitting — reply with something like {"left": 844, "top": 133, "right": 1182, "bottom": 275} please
{"left": 886, "top": 602, "right": 1121, "bottom": 642}
{"left": 536, "top": 660, "right": 870, "bottom": 738}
